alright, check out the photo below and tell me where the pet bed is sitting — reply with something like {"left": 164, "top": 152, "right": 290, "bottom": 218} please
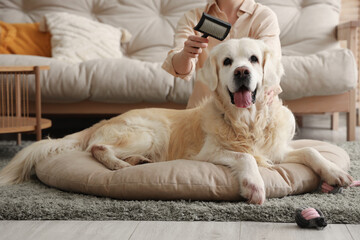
{"left": 35, "top": 140, "right": 350, "bottom": 201}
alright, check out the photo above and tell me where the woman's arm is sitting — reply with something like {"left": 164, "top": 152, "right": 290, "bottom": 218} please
{"left": 162, "top": 9, "right": 208, "bottom": 81}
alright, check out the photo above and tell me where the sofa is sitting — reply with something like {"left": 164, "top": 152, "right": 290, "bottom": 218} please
{"left": 0, "top": 0, "right": 358, "bottom": 139}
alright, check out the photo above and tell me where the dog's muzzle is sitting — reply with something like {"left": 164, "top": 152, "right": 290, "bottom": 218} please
{"left": 228, "top": 66, "right": 257, "bottom": 108}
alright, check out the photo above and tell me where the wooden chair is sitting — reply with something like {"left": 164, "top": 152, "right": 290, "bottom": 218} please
{"left": 0, "top": 66, "right": 52, "bottom": 145}
{"left": 340, "top": 0, "right": 360, "bottom": 128}
{"left": 284, "top": 20, "right": 359, "bottom": 141}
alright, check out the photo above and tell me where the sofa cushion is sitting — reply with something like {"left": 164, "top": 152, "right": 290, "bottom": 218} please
{"left": 0, "top": 0, "right": 341, "bottom": 58}
{"left": 109, "top": 0, "right": 207, "bottom": 62}
{"left": 0, "top": 21, "right": 51, "bottom": 56}
{"left": 0, "top": 54, "right": 190, "bottom": 104}
{"left": 85, "top": 58, "right": 176, "bottom": 103}
{"left": 280, "top": 48, "right": 358, "bottom": 100}
{"left": 35, "top": 140, "right": 350, "bottom": 201}
{"left": 0, "top": 55, "right": 91, "bottom": 102}
{"left": 257, "top": 0, "right": 341, "bottom": 55}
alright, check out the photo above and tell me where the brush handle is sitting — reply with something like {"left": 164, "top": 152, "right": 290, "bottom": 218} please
{"left": 193, "top": 34, "right": 209, "bottom": 49}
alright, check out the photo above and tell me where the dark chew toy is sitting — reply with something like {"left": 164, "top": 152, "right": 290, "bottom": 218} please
{"left": 321, "top": 180, "right": 360, "bottom": 194}
{"left": 193, "top": 12, "right": 231, "bottom": 41}
{"left": 295, "top": 207, "right": 327, "bottom": 230}
{"left": 320, "top": 182, "right": 343, "bottom": 194}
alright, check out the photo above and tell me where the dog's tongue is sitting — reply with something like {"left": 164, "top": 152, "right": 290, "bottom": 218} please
{"left": 234, "top": 90, "right": 252, "bottom": 108}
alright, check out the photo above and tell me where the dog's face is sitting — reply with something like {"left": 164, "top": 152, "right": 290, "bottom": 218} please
{"left": 197, "top": 38, "right": 283, "bottom": 109}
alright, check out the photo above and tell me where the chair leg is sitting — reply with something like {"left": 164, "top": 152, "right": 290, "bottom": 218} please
{"left": 17, "top": 133, "right": 21, "bottom": 145}
{"left": 35, "top": 66, "right": 42, "bottom": 141}
{"left": 347, "top": 90, "right": 356, "bottom": 141}
{"left": 347, "top": 111, "right": 356, "bottom": 141}
{"left": 331, "top": 113, "right": 339, "bottom": 131}
{"left": 36, "top": 128, "right": 42, "bottom": 141}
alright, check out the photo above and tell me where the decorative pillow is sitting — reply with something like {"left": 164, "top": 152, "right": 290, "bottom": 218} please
{"left": 0, "top": 21, "right": 51, "bottom": 56}
{"left": 35, "top": 140, "right": 350, "bottom": 201}
{"left": 39, "top": 12, "right": 131, "bottom": 63}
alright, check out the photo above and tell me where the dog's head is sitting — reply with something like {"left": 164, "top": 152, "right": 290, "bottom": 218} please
{"left": 197, "top": 38, "right": 283, "bottom": 109}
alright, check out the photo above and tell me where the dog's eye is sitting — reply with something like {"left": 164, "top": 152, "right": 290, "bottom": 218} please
{"left": 250, "top": 55, "right": 258, "bottom": 63}
{"left": 223, "top": 57, "right": 233, "bottom": 66}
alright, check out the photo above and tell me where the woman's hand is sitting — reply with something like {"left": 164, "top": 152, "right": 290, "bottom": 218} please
{"left": 266, "top": 85, "right": 282, "bottom": 105}
{"left": 182, "top": 35, "right": 209, "bottom": 59}
{"left": 172, "top": 35, "right": 208, "bottom": 75}
{"left": 266, "top": 89, "right": 275, "bottom": 105}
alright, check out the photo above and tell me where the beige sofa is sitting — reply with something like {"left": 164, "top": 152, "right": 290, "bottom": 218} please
{"left": 0, "top": 0, "right": 358, "bottom": 139}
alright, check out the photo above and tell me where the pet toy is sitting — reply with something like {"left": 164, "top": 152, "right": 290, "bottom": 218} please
{"left": 320, "top": 180, "right": 360, "bottom": 194}
{"left": 295, "top": 180, "right": 360, "bottom": 229}
{"left": 295, "top": 207, "right": 327, "bottom": 230}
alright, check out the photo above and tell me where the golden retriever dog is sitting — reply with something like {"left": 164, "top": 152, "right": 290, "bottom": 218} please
{"left": 0, "top": 38, "right": 353, "bottom": 204}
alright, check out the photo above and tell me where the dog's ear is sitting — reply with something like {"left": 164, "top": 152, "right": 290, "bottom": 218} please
{"left": 197, "top": 53, "right": 218, "bottom": 91}
{"left": 262, "top": 46, "right": 284, "bottom": 89}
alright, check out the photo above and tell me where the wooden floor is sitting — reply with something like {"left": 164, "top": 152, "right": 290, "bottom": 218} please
{"left": 1, "top": 113, "right": 359, "bottom": 240}
{"left": 1, "top": 221, "right": 359, "bottom": 240}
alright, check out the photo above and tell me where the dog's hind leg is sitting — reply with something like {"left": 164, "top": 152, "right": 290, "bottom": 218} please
{"left": 88, "top": 117, "right": 169, "bottom": 169}
{"left": 91, "top": 145, "right": 153, "bottom": 170}
{"left": 91, "top": 144, "right": 131, "bottom": 170}
{"left": 284, "top": 147, "right": 353, "bottom": 187}
{"left": 123, "top": 155, "right": 152, "bottom": 165}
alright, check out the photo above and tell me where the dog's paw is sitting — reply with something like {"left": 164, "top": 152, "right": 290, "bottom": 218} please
{"left": 108, "top": 160, "right": 132, "bottom": 170}
{"left": 124, "top": 155, "right": 153, "bottom": 165}
{"left": 91, "top": 144, "right": 131, "bottom": 170}
{"left": 321, "top": 164, "right": 353, "bottom": 187}
{"left": 109, "top": 158, "right": 132, "bottom": 170}
{"left": 239, "top": 176, "right": 266, "bottom": 205}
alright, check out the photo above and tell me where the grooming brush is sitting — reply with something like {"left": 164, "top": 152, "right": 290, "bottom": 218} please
{"left": 295, "top": 207, "right": 327, "bottom": 230}
{"left": 193, "top": 12, "right": 231, "bottom": 41}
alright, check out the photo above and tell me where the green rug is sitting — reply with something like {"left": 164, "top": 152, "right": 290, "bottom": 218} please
{"left": 0, "top": 141, "right": 359, "bottom": 223}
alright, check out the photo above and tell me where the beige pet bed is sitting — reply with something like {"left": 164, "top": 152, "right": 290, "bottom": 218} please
{"left": 35, "top": 140, "right": 350, "bottom": 201}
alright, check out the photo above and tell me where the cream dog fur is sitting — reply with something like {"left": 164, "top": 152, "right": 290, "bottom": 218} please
{"left": 0, "top": 38, "right": 353, "bottom": 204}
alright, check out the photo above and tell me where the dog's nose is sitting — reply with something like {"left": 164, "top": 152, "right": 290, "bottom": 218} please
{"left": 234, "top": 66, "right": 250, "bottom": 78}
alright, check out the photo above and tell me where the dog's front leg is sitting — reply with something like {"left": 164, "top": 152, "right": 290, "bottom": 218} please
{"left": 195, "top": 147, "right": 265, "bottom": 204}
{"left": 218, "top": 152, "right": 265, "bottom": 204}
